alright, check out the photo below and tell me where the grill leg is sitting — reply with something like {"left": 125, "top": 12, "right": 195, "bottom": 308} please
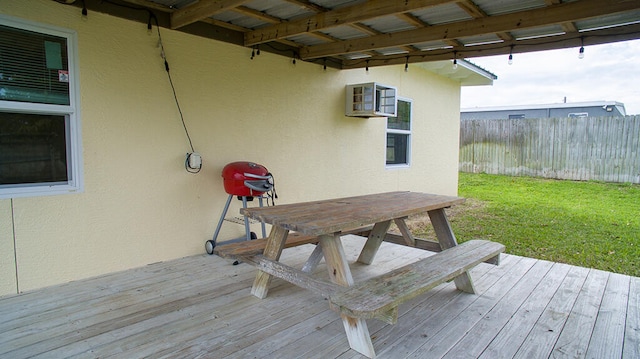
{"left": 242, "top": 196, "right": 252, "bottom": 241}
{"left": 211, "top": 194, "right": 234, "bottom": 246}
{"left": 258, "top": 196, "right": 267, "bottom": 238}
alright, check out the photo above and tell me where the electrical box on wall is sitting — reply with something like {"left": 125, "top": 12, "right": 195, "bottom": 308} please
{"left": 345, "top": 82, "right": 397, "bottom": 118}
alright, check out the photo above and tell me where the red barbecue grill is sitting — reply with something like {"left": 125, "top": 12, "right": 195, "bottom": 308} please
{"left": 205, "top": 161, "right": 275, "bottom": 255}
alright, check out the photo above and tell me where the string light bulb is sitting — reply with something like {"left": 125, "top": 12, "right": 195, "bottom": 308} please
{"left": 147, "top": 16, "right": 153, "bottom": 35}
{"left": 508, "top": 45, "right": 514, "bottom": 65}
{"left": 81, "top": 0, "right": 88, "bottom": 20}
{"left": 579, "top": 37, "right": 585, "bottom": 59}
{"left": 365, "top": 60, "right": 369, "bottom": 74}
{"left": 404, "top": 56, "right": 409, "bottom": 72}
{"left": 452, "top": 51, "right": 458, "bottom": 70}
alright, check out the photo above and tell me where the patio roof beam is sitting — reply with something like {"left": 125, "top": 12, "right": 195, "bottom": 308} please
{"left": 171, "top": 0, "right": 250, "bottom": 29}
{"left": 455, "top": 0, "right": 513, "bottom": 42}
{"left": 281, "top": 0, "right": 328, "bottom": 13}
{"left": 300, "top": 0, "right": 640, "bottom": 60}
{"left": 341, "top": 22, "right": 640, "bottom": 69}
{"left": 243, "top": 0, "right": 452, "bottom": 47}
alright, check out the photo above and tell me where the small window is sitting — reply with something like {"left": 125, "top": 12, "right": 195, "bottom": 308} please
{"left": 0, "top": 15, "right": 82, "bottom": 198}
{"left": 568, "top": 112, "right": 588, "bottom": 118}
{"left": 386, "top": 98, "right": 411, "bottom": 167}
{"left": 508, "top": 114, "right": 525, "bottom": 119}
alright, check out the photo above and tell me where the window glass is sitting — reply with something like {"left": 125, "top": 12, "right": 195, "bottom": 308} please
{"left": 0, "top": 112, "right": 68, "bottom": 185}
{"left": 386, "top": 98, "right": 411, "bottom": 166}
{"left": 386, "top": 132, "right": 408, "bottom": 165}
{"left": 387, "top": 100, "right": 411, "bottom": 130}
{"left": 0, "top": 15, "right": 81, "bottom": 198}
{"left": 0, "top": 24, "right": 70, "bottom": 105}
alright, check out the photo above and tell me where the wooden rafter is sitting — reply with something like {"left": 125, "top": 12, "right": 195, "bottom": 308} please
{"left": 244, "top": 0, "right": 452, "bottom": 46}
{"left": 561, "top": 22, "right": 579, "bottom": 33}
{"left": 171, "top": 0, "right": 250, "bottom": 29}
{"left": 455, "top": 0, "right": 486, "bottom": 18}
{"left": 299, "top": 0, "right": 640, "bottom": 60}
{"left": 396, "top": 12, "right": 428, "bottom": 28}
{"left": 231, "top": 6, "right": 281, "bottom": 24}
{"left": 454, "top": 0, "right": 513, "bottom": 45}
{"left": 281, "top": 0, "right": 328, "bottom": 13}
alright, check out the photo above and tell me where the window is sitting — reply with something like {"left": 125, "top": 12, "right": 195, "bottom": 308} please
{"left": 0, "top": 15, "right": 82, "bottom": 198}
{"left": 569, "top": 112, "right": 588, "bottom": 118}
{"left": 508, "top": 114, "right": 525, "bottom": 119}
{"left": 386, "top": 98, "right": 411, "bottom": 167}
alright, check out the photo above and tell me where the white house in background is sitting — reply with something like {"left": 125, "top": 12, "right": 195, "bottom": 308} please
{"left": 0, "top": 1, "right": 494, "bottom": 296}
{"left": 461, "top": 101, "right": 627, "bottom": 120}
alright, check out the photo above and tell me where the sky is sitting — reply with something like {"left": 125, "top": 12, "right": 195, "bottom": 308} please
{"left": 460, "top": 38, "right": 640, "bottom": 115}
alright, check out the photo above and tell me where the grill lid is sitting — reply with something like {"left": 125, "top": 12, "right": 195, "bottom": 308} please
{"left": 222, "top": 161, "right": 274, "bottom": 197}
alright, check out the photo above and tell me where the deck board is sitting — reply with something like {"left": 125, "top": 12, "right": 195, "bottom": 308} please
{"left": 623, "top": 276, "right": 640, "bottom": 359}
{"left": 0, "top": 235, "right": 637, "bottom": 359}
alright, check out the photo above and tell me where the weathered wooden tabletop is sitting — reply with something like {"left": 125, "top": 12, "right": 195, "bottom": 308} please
{"left": 240, "top": 191, "right": 464, "bottom": 236}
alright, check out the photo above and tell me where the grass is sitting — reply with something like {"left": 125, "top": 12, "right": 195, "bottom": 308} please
{"left": 409, "top": 173, "right": 640, "bottom": 277}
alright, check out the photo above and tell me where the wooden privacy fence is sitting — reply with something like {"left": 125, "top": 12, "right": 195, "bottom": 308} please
{"left": 459, "top": 116, "right": 640, "bottom": 184}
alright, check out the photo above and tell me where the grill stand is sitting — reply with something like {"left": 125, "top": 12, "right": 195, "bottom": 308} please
{"left": 206, "top": 194, "right": 268, "bottom": 256}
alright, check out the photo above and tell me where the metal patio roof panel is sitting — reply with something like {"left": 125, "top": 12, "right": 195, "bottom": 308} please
{"left": 359, "top": 14, "right": 418, "bottom": 34}
{"left": 77, "top": 0, "right": 640, "bottom": 70}
{"left": 472, "top": 0, "right": 547, "bottom": 16}
{"left": 211, "top": 12, "right": 266, "bottom": 30}
{"left": 511, "top": 25, "right": 567, "bottom": 41}
{"left": 410, "top": 2, "right": 473, "bottom": 26}
{"left": 320, "top": 25, "right": 370, "bottom": 41}
{"left": 286, "top": 33, "right": 331, "bottom": 46}
{"left": 576, "top": 10, "right": 640, "bottom": 32}
{"left": 312, "top": 0, "right": 367, "bottom": 10}
{"left": 412, "top": 40, "right": 453, "bottom": 52}
{"left": 374, "top": 47, "right": 410, "bottom": 56}
{"left": 242, "top": 0, "right": 315, "bottom": 21}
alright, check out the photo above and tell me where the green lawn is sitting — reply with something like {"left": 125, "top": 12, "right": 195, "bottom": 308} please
{"left": 411, "top": 173, "right": 640, "bottom": 277}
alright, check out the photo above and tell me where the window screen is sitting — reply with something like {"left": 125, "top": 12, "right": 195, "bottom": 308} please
{"left": 0, "top": 24, "right": 70, "bottom": 105}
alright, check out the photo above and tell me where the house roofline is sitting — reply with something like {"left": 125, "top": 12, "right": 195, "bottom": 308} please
{"left": 417, "top": 59, "right": 497, "bottom": 87}
{"left": 462, "top": 101, "right": 626, "bottom": 114}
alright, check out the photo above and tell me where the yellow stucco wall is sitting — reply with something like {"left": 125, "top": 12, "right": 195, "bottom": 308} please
{"left": 0, "top": 0, "right": 461, "bottom": 295}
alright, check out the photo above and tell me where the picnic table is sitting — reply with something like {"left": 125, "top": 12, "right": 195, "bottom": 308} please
{"left": 216, "top": 191, "right": 504, "bottom": 358}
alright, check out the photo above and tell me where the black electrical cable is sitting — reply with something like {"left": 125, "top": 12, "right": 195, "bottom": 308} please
{"left": 149, "top": 14, "right": 201, "bottom": 174}
{"left": 147, "top": 11, "right": 202, "bottom": 173}
{"left": 162, "top": 52, "right": 195, "bottom": 153}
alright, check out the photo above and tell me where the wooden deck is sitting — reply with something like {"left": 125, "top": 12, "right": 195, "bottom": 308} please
{"left": 1, "top": 235, "right": 638, "bottom": 358}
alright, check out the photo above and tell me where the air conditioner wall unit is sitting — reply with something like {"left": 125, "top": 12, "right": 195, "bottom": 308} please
{"left": 345, "top": 82, "right": 397, "bottom": 118}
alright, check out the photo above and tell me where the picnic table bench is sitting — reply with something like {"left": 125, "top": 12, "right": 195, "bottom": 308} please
{"left": 220, "top": 191, "right": 504, "bottom": 358}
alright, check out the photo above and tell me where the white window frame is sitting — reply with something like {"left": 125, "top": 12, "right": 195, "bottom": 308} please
{"left": 385, "top": 97, "right": 412, "bottom": 168}
{"left": 0, "top": 15, "right": 83, "bottom": 199}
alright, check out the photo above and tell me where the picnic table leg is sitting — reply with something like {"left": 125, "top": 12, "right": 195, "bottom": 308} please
{"left": 357, "top": 220, "right": 392, "bottom": 264}
{"left": 394, "top": 217, "right": 416, "bottom": 247}
{"left": 428, "top": 208, "right": 476, "bottom": 294}
{"left": 251, "top": 225, "right": 289, "bottom": 299}
{"left": 301, "top": 244, "right": 324, "bottom": 273}
{"left": 320, "top": 234, "right": 376, "bottom": 358}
